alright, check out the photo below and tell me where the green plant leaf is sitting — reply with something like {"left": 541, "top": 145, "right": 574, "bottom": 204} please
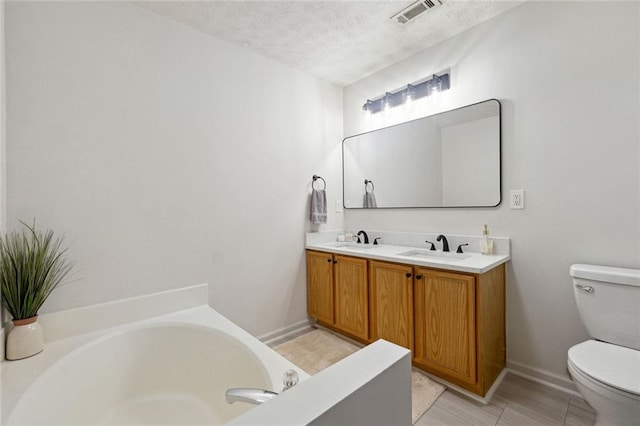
{"left": 0, "top": 220, "right": 75, "bottom": 320}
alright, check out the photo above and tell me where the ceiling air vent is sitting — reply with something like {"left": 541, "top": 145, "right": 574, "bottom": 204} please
{"left": 392, "top": 0, "right": 442, "bottom": 25}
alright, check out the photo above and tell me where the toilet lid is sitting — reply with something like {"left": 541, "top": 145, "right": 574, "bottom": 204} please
{"left": 568, "top": 340, "right": 640, "bottom": 396}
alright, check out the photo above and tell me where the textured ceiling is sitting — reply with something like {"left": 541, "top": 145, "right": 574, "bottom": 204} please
{"left": 138, "top": 0, "right": 526, "bottom": 86}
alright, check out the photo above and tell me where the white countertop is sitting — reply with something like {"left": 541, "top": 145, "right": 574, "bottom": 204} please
{"left": 306, "top": 241, "right": 510, "bottom": 274}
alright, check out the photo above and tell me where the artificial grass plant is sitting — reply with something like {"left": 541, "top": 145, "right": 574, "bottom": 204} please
{"left": 0, "top": 221, "right": 74, "bottom": 321}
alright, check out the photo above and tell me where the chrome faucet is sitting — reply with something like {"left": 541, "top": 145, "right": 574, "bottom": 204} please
{"left": 436, "top": 234, "right": 450, "bottom": 252}
{"left": 356, "top": 230, "right": 369, "bottom": 244}
{"left": 225, "top": 388, "right": 278, "bottom": 405}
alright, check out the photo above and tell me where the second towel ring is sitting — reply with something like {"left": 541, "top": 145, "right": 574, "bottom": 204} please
{"left": 312, "top": 175, "right": 326, "bottom": 190}
{"left": 364, "top": 179, "right": 374, "bottom": 193}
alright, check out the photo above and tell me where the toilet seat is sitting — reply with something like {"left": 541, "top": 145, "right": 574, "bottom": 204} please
{"left": 568, "top": 340, "right": 640, "bottom": 396}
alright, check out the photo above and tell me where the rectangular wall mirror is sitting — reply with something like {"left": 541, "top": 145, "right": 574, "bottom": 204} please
{"left": 342, "top": 99, "right": 501, "bottom": 209}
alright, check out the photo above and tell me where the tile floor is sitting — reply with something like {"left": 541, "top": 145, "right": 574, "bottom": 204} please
{"left": 415, "top": 373, "right": 596, "bottom": 426}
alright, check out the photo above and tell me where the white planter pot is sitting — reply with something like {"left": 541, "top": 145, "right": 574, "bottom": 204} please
{"left": 6, "top": 316, "right": 44, "bottom": 360}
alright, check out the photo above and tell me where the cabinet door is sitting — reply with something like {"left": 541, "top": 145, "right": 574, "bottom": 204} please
{"left": 334, "top": 255, "right": 368, "bottom": 340}
{"left": 369, "top": 260, "right": 413, "bottom": 350}
{"left": 414, "top": 268, "right": 477, "bottom": 385}
{"left": 306, "top": 251, "right": 335, "bottom": 325}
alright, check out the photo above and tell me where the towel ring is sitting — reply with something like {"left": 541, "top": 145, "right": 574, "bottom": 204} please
{"left": 364, "top": 179, "right": 374, "bottom": 193}
{"left": 312, "top": 175, "right": 326, "bottom": 190}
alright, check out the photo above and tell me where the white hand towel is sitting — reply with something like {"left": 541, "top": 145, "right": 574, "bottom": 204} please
{"left": 311, "top": 189, "right": 327, "bottom": 224}
{"left": 364, "top": 191, "right": 377, "bottom": 208}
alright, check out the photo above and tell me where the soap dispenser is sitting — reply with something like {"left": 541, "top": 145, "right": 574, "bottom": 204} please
{"left": 480, "top": 224, "right": 494, "bottom": 255}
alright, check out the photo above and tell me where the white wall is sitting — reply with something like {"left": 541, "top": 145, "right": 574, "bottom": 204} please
{"left": 343, "top": 1, "right": 639, "bottom": 383}
{"left": 1, "top": 0, "right": 6, "bottom": 358}
{"left": 4, "top": 1, "right": 343, "bottom": 337}
{"left": 0, "top": 0, "right": 5, "bottom": 231}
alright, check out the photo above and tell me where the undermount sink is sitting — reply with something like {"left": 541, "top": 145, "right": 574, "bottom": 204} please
{"left": 331, "top": 242, "right": 376, "bottom": 250}
{"left": 397, "top": 249, "right": 472, "bottom": 261}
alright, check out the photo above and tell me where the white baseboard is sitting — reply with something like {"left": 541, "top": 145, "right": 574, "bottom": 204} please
{"left": 507, "top": 359, "right": 582, "bottom": 398}
{"left": 484, "top": 368, "right": 509, "bottom": 402}
{"left": 259, "top": 318, "right": 314, "bottom": 347}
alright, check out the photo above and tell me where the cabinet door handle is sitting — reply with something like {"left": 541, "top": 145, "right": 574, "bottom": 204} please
{"left": 327, "top": 258, "right": 332, "bottom": 263}
{"left": 415, "top": 274, "right": 422, "bottom": 280}
{"left": 333, "top": 260, "right": 338, "bottom": 264}
{"left": 406, "top": 272, "right": 412, "bottom": 278}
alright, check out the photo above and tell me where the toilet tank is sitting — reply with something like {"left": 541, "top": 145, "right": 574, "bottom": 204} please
{"left": 570, "top": 264, "right": 640, "bottom": 351}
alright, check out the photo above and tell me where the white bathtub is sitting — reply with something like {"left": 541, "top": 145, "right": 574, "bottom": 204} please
{"left": 8, "top": 324, "right": 275, "bottom": 424}
{"left": 2, "top": 285, "right": 411, "bottom": 425}
{"left": 2, "top": 285, "right": 309, "bottom": 425}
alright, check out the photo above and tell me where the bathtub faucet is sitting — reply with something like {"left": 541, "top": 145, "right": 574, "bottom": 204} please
{"left": 225, "top": 388, "right": 278, "bottom": 405}
{"left": 225, "top": 369, "right": 299, "bottom": 405}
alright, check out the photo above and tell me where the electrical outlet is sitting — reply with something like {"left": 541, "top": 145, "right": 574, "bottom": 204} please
{"left": 510, "top": 190, "right": 525, "bottom": 209}
{"left": 335, "top": 199, "right": 343, "bottom": 213}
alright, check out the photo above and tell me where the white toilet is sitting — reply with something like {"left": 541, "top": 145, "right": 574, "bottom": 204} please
{"left": 568, "top": 264, "right": 640, "bottom": 426}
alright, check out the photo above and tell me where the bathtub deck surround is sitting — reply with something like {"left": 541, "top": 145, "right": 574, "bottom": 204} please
{"left": 305, "top": 230, "right": 510, "bottom": 402}
{"left": 2, "top": 285, "right": 413, "bottom": 425}
{"left": 231, "top": 339, "right": 412, "bottom": 426}
{"left": 274, "top": 327, "right": 446, "bottom": 424}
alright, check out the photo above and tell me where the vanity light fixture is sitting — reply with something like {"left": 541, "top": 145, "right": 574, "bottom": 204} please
{"left": 428, "top": 74, "right": 443, "bottom": 94}
{"left": 362, "top": 72, "right": 450, "bottom": 115}
{"left": 382, "top": 92, "right": 394, "bottom": 112}
{"left": 403, "top": 84, "right": 416, "bottom": 103}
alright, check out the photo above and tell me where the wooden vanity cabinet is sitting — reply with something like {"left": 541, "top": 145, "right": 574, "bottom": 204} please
{"left": 306, "top": 250, "right": 369, "bottom": 342}
{"left": 413, "top": 268, "right": 477, "bottom": 386}
{"left": 306, "top": 250, "right": 335, "bottom": 325}
{"left": 306, "top": 249, "right": 506, "bottom": 397}
{"left": 368, "top": 260, "right": 414, "bottom": 351}
{"left": 413, "top": 265, "right": 506, "bottom": 396}
{"left": 333, "top": 255, "right": 369, "bottom": 341}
